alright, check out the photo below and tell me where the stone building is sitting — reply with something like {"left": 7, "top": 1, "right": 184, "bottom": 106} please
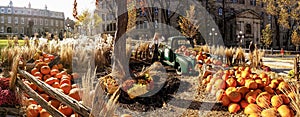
{"left": 203, "top": 0, "right": 292, "bottom": 49}
{"left": 0, "top": 1, "right": 65, "bottom": 38}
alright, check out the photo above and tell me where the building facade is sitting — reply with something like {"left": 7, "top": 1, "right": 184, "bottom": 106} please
{"left": 0, "top": 1, "right": 65, "bottom": 38}
{"left": 203, "top": 0, "right": 292, "bottom": 49}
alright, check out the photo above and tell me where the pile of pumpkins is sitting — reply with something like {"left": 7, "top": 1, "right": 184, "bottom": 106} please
{"left": 22, "top": 53, "right": 81, "bottom": 117}
{"left": 202, "top": 66, "right": 296, "bottom": 117}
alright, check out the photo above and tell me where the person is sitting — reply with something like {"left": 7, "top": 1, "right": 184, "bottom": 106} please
{"left": 280, "top": 48, "right": 284, "bottom": 58}
{"left": 150, "top": 33, "right": 164, "bottom": 63}
{"left": 59, "top": 30, "right": 63, "bottom": 41}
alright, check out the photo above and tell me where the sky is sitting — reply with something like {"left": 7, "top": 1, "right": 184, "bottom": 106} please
{"left": 0, "top": 0, "right": 96, "bottom": 20}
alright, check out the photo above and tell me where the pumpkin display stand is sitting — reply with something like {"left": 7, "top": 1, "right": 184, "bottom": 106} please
{"left": 0, "top": 53, "right": 92, "bottom": 117}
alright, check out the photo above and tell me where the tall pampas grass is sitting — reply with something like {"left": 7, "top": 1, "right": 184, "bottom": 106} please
{"left": 281, "top": 81, "right": 300, "bottom": 116}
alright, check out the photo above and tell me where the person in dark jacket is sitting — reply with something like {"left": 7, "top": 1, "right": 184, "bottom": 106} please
{"left": 249, "top": 41, "right": 255, "bottom": 54}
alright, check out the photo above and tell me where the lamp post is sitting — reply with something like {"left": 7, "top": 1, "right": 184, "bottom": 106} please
{"left": 209, "top": 28, "right": 218, "bottom": 45}
{"left": 237, "top": 31, "right": 244, "bottom": 47}
{"left": 67, "top": 24, "right": 70, "bottom": 38}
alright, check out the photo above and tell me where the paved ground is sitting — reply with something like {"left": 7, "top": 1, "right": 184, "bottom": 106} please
{"left": 262, "top": 54, "right": 295, "bottom": 76}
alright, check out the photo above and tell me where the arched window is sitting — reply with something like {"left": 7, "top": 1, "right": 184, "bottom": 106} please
{"left": 245, "top": 24, "right": 251, "bottom": 34}
{"left": 218, "top": 7, "right": 223, "bottom": 16}
{"left": 239, "top": 0, "right": 245, "bottom": 4}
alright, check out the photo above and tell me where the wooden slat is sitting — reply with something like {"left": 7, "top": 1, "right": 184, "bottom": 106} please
{"left": 18, "top": 69, "right": 91, "bottom": 117}
{"left": 16, "top": 77, "right": 66, "bottom": 117}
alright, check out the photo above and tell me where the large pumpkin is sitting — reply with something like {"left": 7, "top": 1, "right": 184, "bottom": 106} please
{"left": 256, "top": 92, "right": 272, "bottom": 108}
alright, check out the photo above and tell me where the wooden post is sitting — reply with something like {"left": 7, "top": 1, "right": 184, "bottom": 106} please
{"left": 18, "top": 69, "right": 91, "bottom": 117}
{"left": 16, "top": 78, "right": 66, "bottom": 117}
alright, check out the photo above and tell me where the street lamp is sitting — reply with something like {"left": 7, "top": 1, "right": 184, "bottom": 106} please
{"left": 67, "top": 24, "right": 70, "bottom": 38}
{"left": 209, "top": 28, "right": 218, "bottom": 45}
{"left": 237, "top": 31, "right": 244, "bottom": 47}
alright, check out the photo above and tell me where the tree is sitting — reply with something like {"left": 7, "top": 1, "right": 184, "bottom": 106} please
{"left": 258, "top": 0, "right": 300, "bottom": 48}
{"left": 178, "top": 5, "right": 199, "bottom": 39}
{"left": 261, "top": 24, "right": 272, "bottom": 48}
{"left": 291, "top": 29, "right": 300, "bottom": 51}
{"left": 75, "top": 10, "right": 91, "bottom": 35}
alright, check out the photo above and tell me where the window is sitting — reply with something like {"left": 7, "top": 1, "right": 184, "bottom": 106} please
{"left": 217, "top": 0, "right": 223, "bottom": 3}
{"left": 51, "top": 19, "right": 53, "bottom": 26}
{"left": 7, "top": 8, "right": 11, "bottom": 13}
{"left": 40, "top": 19, "right": 43, "bottom": 25}
{"left": 15, "top": 17, "right": 18, "bottom": 24}
{"left": 45, "top": 19, "right": 48, "bottom": 26}
{"left": 218, "top": 7, "right": 223, "bottom": 16}
{"left": 8, "top": 17, "right": 11, "bottom": 23}
{"left": 14, "top": 27, "right": 18, "bottom": 33}
{"left": 230, "top": 8, "right": 235, "bottom": 15}
{"left": 0, "top": 8, "right": 4, "bottom": 13}
{"left": 250, "top": 0, "right": 256, "bottom": 6}
{"left": 20, "top": 27, "right": 24, "bottom": 34}
{"left": 1, "top": 16, "right": 4, "bottom": 23}
{"left": 34, "top": 18, "right": 37, "bottom": 25}
{"left": 56, "top": 20, "right": 58, "bottom": 26}
{"left": 21, "top": 17, "right": 24, "bottom": 24}
{"left": 154, "top": 7, "right": 158, "bottom": 16}
{"left": 239, "top": 0, "right": 245, "bottom": 4}
{"left": 0, "top": 27, "right": 4, "bottom": 33}
{"left": 245, "top": 24, "right": 251, "bottom": 34}
{"left": 232, "top": 0, "right": 237, "bottom": 3}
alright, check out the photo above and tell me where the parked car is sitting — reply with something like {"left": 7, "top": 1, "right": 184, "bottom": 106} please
{"left": 158, "top": 36, "right": 198, "bottom": 75}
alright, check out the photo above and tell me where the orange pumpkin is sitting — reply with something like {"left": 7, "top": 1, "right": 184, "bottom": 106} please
{"left": 237, "top": 77, "right": 246, "bottom": 86}
{"left": 226, "top": 78, "right": 237, "bottom": 87}
{"left": 72, "top": 84, "right": 79, "bottom": 88}
{"left": 259, "top": 73, "right": 268, "bottom": 79}
{"left": 48, "top": 99, "right": 60, "bottom": 109}
{"left": 261, "top": 108, "right": 277, "bottom": 117}
{"left": 31, "top": 68, "right": 39, "bottom": 75}
{"left": 40, "top": 93, "right": 50, "bottom": 101}
{"left": 40, "top": 66, "right": 51, "bottom": 75}
{"left": 245, "top": 79, "right": 258, "bottom": 89}
{"left": 221, "top": 95, "right": 231, "bottom": 106}
{"left": 227, "top": 91, "right": 242, "bottom": 103}
{"left": 278, "top": 82, "right": 290, "bottom": 92}
{"left": 256, "top": 92, "right": 271, "bottom": 108}
{"left": 60, "top": 79, "right": 71, "bottom": 85}
{"left": 24, "top": 81, "right": 37, "bottom": 91}
{"left": 45, "top": 77, "right": 59, "bottom": 85}
{"left": 70, "top": 113, "right": 79, "bottom": 117}
{"left": 35, "top": 62, "right": 48, "bottom": 70}
{"left": 277, "top": 105, "right": 293, "bottom": 117}
{"left": 279, "top": 94, "right": 290, "bottom": 104}
{"left": 58, "top": 104, "right": 73, "bottom": 116}
{"left": 245, "top": 90, "right": 259, "bottom": 103}
{"left": 255, "top": 79, "right": 264, "bottom": 88}
{"left": 241, "top": 70, "right": 250, "bottom": 78}
{"left": 33, "top": 72, "right": 43, "bottom": 78}
{"left": 248, "top": 113, "right": 261, "bottom": 117}
{"left": 60, "top": 83, "right": 71, "bottom": 94}
{"left": 44, "top": 57, "right": 51, "bottom": 63}
{"left": 50, "top": 69, "right": 59, "bottom": 76}
{"left": 26, "top": 98, "right": 38, "bottom": 105}
{"left": 228, "top": 103, "right": 241, "bottom": 113}
{"left": 40, "top": 109, "right": 51, "bottom": 117}
{"left": 225, "top": 87, "right": 237, "bottom": 96}
{"left": 244, "top": 104, "right": 261, "bottom": 115}
{"left": 271, "top": 95, "right": 283, "bottom": 108}
{"left": 264, "top": 86, "right": 274, "bottom": 94}
{"left": 55, "top": 73, "right": 63, "bottom": 79}
{"left": 57, "top": 64, "right": 64, "bottom": 70}
{"left": 240, "top": 100, "right": 249, "bottom": 109}
{"left": 43, "top": 75, "right": 51, "bottom": 81}
{"left": 237, "top": 86, "right": 249, "bottom": 97}
{"left": 51, "top": 82, "right": 60, "bottom": 88}
{"left": 26, "top": 104, "right": 39, "bottom": 117}
{"left": 52, "top": 65, "right": 58, "bottom": 70}
{"left": 68, "top": 88, "right": 81, "bottom": 101}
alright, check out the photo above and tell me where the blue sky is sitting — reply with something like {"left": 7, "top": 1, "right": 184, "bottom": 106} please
{"left": 0, "top": 0, "right": 96, "bottom": 20}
